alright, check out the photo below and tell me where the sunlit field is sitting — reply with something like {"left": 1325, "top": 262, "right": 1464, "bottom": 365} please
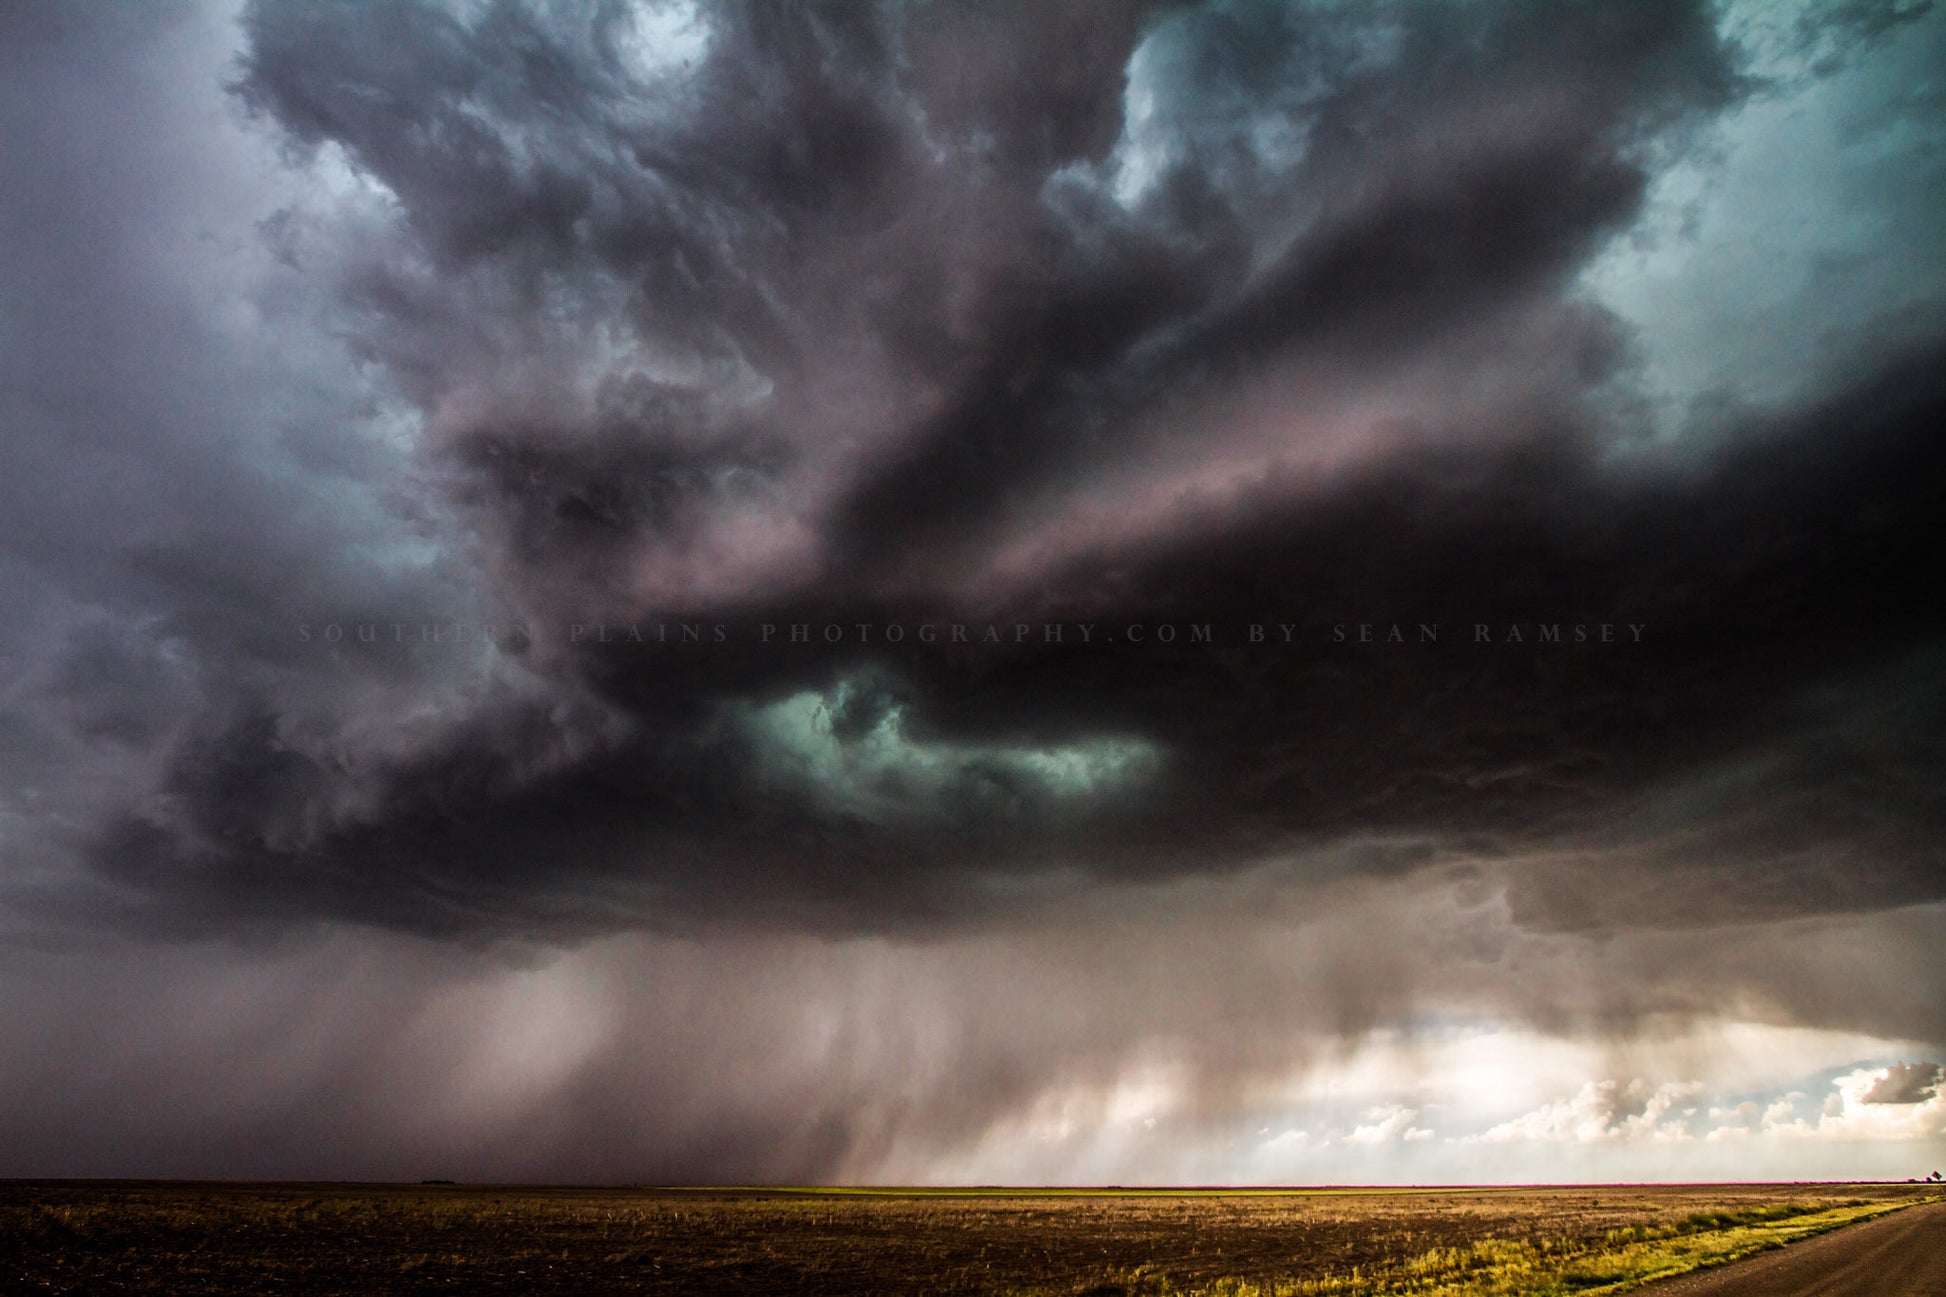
{"left": 3, "top": 1181, "right": 1937, "bottom": 1295}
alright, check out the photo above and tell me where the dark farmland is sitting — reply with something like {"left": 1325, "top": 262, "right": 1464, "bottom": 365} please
{"left": 2, "top": 1180, "right": 1938, "bottom": 1296}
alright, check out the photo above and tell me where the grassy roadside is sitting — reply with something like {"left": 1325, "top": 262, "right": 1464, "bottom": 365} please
{"left": 724, "top": 1185, "right": 1545, "bottom": 1198}
{"left": 1061, "top": 1195, "right": 1942, "bottom": 1297}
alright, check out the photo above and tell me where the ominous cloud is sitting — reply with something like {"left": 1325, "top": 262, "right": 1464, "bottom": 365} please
{"left": 2, "top": 0, "right": 1944, "bottom": 1181}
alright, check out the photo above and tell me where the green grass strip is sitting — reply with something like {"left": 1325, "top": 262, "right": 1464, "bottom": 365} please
{"left": 1035, "top": 1194, "right": 1942, "bottom": 1297}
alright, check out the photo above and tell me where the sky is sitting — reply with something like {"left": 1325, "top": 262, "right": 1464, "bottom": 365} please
{"left": 1, "top": 0, "right": 1943, "bottom": 1185}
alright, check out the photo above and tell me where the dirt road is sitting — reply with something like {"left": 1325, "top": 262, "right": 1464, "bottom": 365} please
{"left": 1645, "top": 1199, "right": 1946, "bottom": 1296}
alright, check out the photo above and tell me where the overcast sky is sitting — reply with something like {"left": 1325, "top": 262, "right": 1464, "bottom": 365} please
{"left": 2, "top": 0, "right": 1943, "bottom": 1184}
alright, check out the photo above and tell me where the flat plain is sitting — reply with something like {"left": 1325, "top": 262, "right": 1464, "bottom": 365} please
{"left": 2, "top": 1180, "right": 1938, "bottom": 1296}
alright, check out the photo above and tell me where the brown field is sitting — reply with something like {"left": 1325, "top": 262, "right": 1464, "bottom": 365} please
{"left": 1, "top": 1180, "right": 1937, "bottom": 1296}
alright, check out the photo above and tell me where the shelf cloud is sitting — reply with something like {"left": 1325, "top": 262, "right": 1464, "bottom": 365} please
{"left": 1, "top": 0, "right": 1942, "bottom": 1182}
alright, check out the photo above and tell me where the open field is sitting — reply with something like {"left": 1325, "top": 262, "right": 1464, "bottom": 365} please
{"left": 2, "top": 1181, "right": 1937, "bottom": 1296}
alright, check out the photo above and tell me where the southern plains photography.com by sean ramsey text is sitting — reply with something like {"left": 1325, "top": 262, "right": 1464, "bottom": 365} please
{"left": 294, "top": 619, "right": 1651, "bottom": 649}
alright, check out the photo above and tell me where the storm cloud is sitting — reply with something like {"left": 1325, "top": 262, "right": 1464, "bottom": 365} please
{"left": 2, "top": 0, "right": 1944, "bottom": 1181}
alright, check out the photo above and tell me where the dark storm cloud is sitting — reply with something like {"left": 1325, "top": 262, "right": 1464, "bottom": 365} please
{"left": 70, "top": 334, "right": 1946, "bottom": 942}
{"left": 0, "top": 0, "right": 505, "bottom": 920}
{"left": 827, "top": 1, "right": 1738, "bottom": 573}
{"left": 6, "top": 0, "right": 1944, "bottom": 959}
{"left": 11, "top": 0, "right": 1946, "bottom": 1191}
